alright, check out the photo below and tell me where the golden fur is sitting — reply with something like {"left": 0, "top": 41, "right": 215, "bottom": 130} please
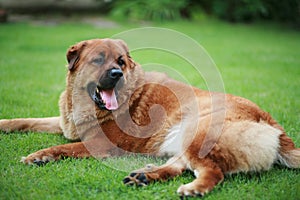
{"left": 0, "top": 39, "right": 299, "bottom": 197}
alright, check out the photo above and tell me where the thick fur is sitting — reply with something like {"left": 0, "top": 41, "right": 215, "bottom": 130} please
{"left": 0, "top": 39, "right": 299, "bottom": 197}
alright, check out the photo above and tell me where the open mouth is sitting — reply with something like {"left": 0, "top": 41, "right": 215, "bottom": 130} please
{"left": 87, "top": 82, "right": 119, "bottom": 111}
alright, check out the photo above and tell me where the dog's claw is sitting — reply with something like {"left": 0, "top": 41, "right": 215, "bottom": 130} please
{"left": 122, "top": 177, "right": 131, "bottom": 184}
{"left": 129, "top": 172, "right": 137, "bottom": 177}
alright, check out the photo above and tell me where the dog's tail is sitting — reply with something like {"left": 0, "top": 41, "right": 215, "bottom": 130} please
{"left": 277, "top": 133, "right": 300, "bottom": 168}
{"left": 0, "top": 117, "right": 62, "bottom": 134}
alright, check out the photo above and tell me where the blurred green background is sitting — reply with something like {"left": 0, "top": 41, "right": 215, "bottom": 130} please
{"left": 0, "top": 0, "right": 299, "bottom": 26}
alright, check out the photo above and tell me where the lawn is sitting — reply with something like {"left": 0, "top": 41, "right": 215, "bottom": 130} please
{"left": 0, "top": 16, "right": 300, "bottom": 200}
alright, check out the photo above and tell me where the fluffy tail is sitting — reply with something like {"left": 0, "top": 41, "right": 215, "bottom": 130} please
{"left": 0, "top": 117, "right": 62, "bottom": 134}
{"left": 278, "top": 133, "right": 300, "bottom": 168}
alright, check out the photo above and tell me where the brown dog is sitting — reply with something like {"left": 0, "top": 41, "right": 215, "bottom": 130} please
{"left": 0, "top": 39, "right": 299, "bottom": 197}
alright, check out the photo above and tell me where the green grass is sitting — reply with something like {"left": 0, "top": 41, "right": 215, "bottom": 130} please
{"left": 0, "top": 17, "right": 300, "bottom": 199}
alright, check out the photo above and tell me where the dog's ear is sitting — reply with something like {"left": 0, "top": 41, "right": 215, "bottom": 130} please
{"left": 115, "top": 39, "right": 129, "bottom": 54}
{"left": 115, "top": 39, "right": 136, "bottom": 69}
{"left": 66, "top": 41, "right": 87, "bottom": 71}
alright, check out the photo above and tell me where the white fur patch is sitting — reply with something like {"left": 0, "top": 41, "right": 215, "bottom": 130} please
{"left": 158, "top": 124, "right": 184, "bottom": 156}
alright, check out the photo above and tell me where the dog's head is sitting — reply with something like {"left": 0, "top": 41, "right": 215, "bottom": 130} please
{"left": 66, "top": 38, "right": 142, "bottom": 111}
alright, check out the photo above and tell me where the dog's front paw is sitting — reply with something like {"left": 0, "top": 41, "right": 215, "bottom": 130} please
{"left": 123, "top": 164, "right": 160, "bottom": 186}
{"left": 21, "top": 150, "right": 56, "bottom": 166}
{"left": 123, "top": 172, "right": 151, "bottom": 187}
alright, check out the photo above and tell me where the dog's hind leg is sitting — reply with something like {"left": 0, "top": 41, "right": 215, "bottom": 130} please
{"left": 177, "top": 158, "right": 224, "bottom": 198}
{"left": 0, "top": 117, "right": 62, "bottom": 134}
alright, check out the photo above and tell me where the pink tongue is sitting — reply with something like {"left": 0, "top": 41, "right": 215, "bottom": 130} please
{"left": 100, "top": 89, "right": 118, "bottom": 110}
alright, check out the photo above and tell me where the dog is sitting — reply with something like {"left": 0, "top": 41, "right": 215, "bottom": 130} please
{"left": 0, "top": 38, "right": 299, "bottom": 197}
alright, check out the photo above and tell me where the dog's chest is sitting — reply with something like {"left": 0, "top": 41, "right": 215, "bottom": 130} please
{"left": 158, "top": 124, "right": 184, "bottom": 156}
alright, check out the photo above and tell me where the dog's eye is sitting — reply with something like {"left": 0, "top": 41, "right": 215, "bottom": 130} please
{"left": 117, "top": 57, "right": 125, "bottom": 67}
{"left": 93, "top": 57, "right": 104, "bottom": 65}
{"left": 93, "top": 53, "right": 105, "bottom": 65}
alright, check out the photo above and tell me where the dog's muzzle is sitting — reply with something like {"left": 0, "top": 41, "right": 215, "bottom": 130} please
{"left": 87, "top": 68, "right": 123, "bottom": 111}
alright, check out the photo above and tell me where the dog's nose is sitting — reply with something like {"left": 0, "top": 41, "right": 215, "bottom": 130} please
{"left": 109, "top": 68, "right": 123, "bottom": 79}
